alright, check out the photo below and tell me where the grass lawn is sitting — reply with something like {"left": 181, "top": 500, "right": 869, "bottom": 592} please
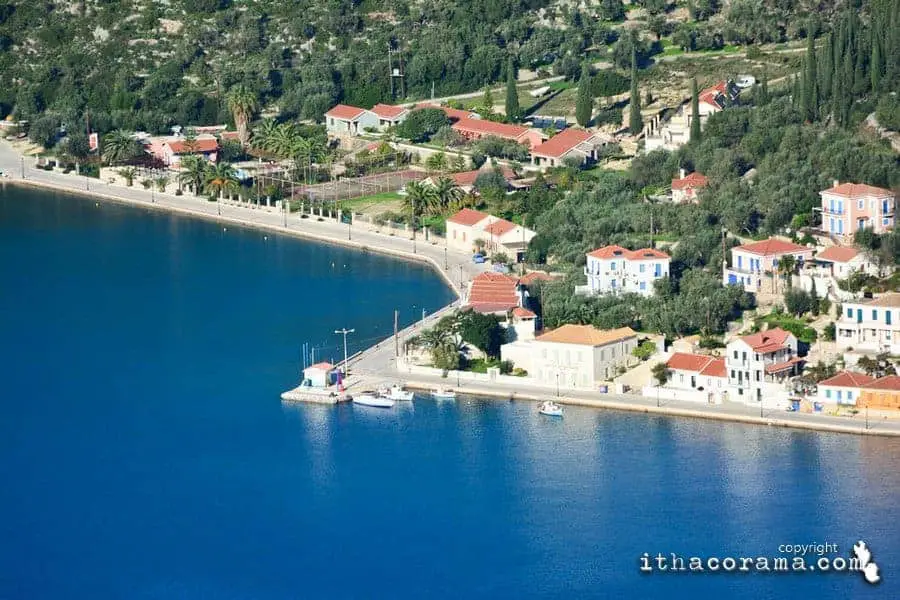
{"left": 341, "top": 191, "right": 404, "bottom": 213}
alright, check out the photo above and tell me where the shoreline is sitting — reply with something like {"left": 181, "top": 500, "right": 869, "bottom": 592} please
{"left": 5, "top": 154, "right": 900, "bottom": 438}
{"left": 405, "top": 381, "right": 900, "bottom": 437}
{"left": 3, "top": 175, "right": 464, "bottom": 298}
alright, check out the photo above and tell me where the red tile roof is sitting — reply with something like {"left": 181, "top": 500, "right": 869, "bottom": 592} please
{"left": 823, "top": 182, "right": 893, "bottom": 198}
{"left": 370, "top": 103, "right": 407, "bottom": 119}
{"left": 512, "top": 307, "right": 536, "bottom": 318}
{"left": 765, "top": 356, "right": 805, "bottom": 374}
{"left": 466, "top": 272, "right": 520, "bottom": 313}
{"left": 452, "top": 117, "right": 530, "bottom": 140}
{"left": 530, "top": 128, "right": 594, "bottom": 158}
{"left": 819, "top": 371, "right": 876, "bottom": 388}
{"left": 519, "top": 271, "right": 556, "bottom": 285}
{"left": 219, "top": 131, "right": 240, "bottom": 141}
{"left": 863, "top": 375, "right": 900, "bottom": 391}
{"left": 816, "top": 246, "right": 860, "bottom": 263}
{"left": 483, "top": 219, "right": 517, "bottom": 236}
{"left": 701, "top": 357, "right": 727, "bottom": 378}
{"left": 699, "top": 81, "right": 730, "bottom": 109}
{"left": 451, "top": 166, "right": 517, "bottom": 187}
{"left": 735, "top": 238, "right": 810, "bottom": 256}
{"left": 415, "top": 103, "right": 477, "bottom": 122}
{"left": 536, "top": 325, "right": 636, "bottom": 346}
{"left": 672, "top": 171, "right": 709, "bottom": 190}
{"left": 587, "top": 245, "right": 670, "bottom": 260}
{"left": 447, "top": 208, "right": 490, "bottom": 226}
{"left": 306, "top": 362, "right": 334, "bottom": 371}
{"left": 166, "top": 137, "right": 219, "bottom": 154}
{"left": 739, "top": 328, "right": 792, "bottom": 352}
{"left": 325, "top": 104, "right": 367, "bottom": 120}
{"left": 667, "top": 352, "right": 719, "bottom": 373}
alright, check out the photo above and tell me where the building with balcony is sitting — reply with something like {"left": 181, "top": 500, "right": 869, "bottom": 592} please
{"left": 725, "top": 328, "right": 803, "bottom": 404}
{"left": 579, "top": 245, "right": 670, "bottom": 297}
{"left": 723, "top": 238, "right": 814, "bottom": 293}
{"left": 835, "top": 293, "right": 900, "bottom": 354}
{"left": 820, "top": 181, "right": 896, "bottom": 239}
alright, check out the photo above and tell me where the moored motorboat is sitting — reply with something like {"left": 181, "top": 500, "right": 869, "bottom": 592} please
{"left": 353, "top": 391, "right": 395, "bottom": 408}
{"left": 380, "top": 384, "right": 414, "bottom": 401}
{"left": 431, "top": 387, "right": 457, "bottom": 400}
{"left": 539, "top": 400, "right": 563, "bottom": 417}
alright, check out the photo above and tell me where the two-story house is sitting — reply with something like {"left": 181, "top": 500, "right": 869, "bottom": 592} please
{"left": 820, "top": 181, "right": 896, "bottom": 240}
{"left": 671, "top": 169, "right": 708, "bottom": 204}
{"left": 725, "top": 328, "right": 802, "bottom": 404}
{"left": 581, "top": 245, "right": 670, "bottom": 297}
{"left": 723, "top": 238, "right": 814, "bottom": 293}
{"left": 836, "top": 293, "right": 900, "bottom": 354}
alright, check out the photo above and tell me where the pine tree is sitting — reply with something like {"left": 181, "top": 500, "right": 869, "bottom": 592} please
{"left": 505, "top": 59, "right": 520, "bottom": 122}
{"left": 575, "top": 63, "right": 593, "bottom": 127}
{"left": 690, "top": 77, "right": 701, "bottom": 141}
{"left": 802, "top": 24, "right": 818, "bottom": 122}
{"left": 628, "top": 50, "right": 642, "bottom": 135}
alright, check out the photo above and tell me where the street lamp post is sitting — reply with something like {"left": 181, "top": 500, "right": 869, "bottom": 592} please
{"left": 556, "top": 372, "right": 560, "bottom": 398}
{"left": 444, "top": 245, "right": 448, "bottom": 270}
{"left": 347, "top": 213, "right": 352, "bottom": 240}
{"left": 866, "top": 404, "right": 869, "bottom": 430}
{"left": 20, "top": 156, "right": 24, "bottom": 179}
{"left": 334, "top": 328, "right": 355, "bottom": 376}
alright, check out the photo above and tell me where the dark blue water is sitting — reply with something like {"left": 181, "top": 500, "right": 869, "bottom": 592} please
{"left": 1, "top": 187, "right": 898, "bottom": 599}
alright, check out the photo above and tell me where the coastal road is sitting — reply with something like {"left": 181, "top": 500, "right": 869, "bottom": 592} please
{"left": 0, "top": 141, "right": 488, "bottom": 299}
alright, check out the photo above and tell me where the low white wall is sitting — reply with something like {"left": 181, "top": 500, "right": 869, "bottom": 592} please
{"left": 642, "top": 386, "right": 719, "bottom": 404}
{"left": 398, "top": 360, "right": 540, "bottom": 388}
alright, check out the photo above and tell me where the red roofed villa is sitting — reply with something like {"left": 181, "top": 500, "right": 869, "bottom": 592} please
{"left": 723, "top": 238, "right": 814, "bottom": 292}
{"left": 451, "top": 117, "right": 546, "bottom": 149}
{"left": 529, "top": 128, "right": 611, "bottom": 168}
{"left": 445, "top": 208, "right": 536, "bottom": 262}
{"left": 671, "top": 169, "right": 709, "bottom": 203}
{"left": 663, "top": 352, "right": 728, "bottom": 402}
{"left": 725, "top": 327, "right": 803, "bottom": 403}
{"left": 147, "top": 134, "right": 222, "bottom": 167}
{"left": 581, "top": 245, "right": 671, "bottom": 297}
{"left": 464, "top": 272, "right": 523, "bottom": 314}
{"left": 820, "top": 180, "right": 896, "bottom": 239}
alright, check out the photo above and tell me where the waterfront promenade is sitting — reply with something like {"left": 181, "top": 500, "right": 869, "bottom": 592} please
{"left": 4, "top": 141, "right": 900, "bottom": 436}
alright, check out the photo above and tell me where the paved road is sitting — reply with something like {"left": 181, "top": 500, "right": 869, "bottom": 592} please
{"left": 0, "top": 141, "right": 488, "bottom": 298}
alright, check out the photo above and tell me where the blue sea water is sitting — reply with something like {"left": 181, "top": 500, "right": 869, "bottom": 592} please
{"left": 1, "top": 187, "right": 898, "bottom": 599}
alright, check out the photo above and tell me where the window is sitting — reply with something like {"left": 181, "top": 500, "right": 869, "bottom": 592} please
{"left": 873, "top": 310, "right": 878, "bottom": 320}
{"left": 639, "top": 263, "right": 646, "bottom": 273}
{"left": 837, "top": 390, "right": 843, "bottom": 401}
{"left": 830, "top": 198, "right": 835, "bottom": 212}
{"left": 737, "top": 255, "right": 743, "bottom": 268}
{"left": 679, "top": 374, "right": 684, "bottom": 383}
{"left": 611, "top": 279, "right": 617, "bottom": 288}
{"left": 754, "top": 353, "right": 760, "bottom": 361}
{"left": 730, "top": 370, "right": 735, "bottom": 378}
{"left": 884, "top": 218, "right": 890, "bottom": 226}
{"left": 847, "top": 391, "right": 854, "bottom": 401}
{"left": 654, "top": 264, "right": 662, "bottom": 277}
{"left": 733, "top": 351, "right": 738, "bottom": 359}
{"left": 838, "top": 200, "right": 843, "bottom": 214}
{"left": 859, "top": 199, "right": 864, "bottom": 210}
{"left": 639, "top": 281, "right": 646, "bottom": 291}
{"left": 887, "top": 311, "right": 892, "bottom": 326}
{"left": 825, "top": 390, "right": 832, "bottom": 399}
{"left": 883, "top": 200, "right": 890, "bottom": 214}
{"left": 610, "top": 261, "right": 616, "bottom": 270}
{"left": 742, "top": 352, "right": 747, "bottom": 361}
{"left": 847, "top": 307, "right": 853, "bottom": 318}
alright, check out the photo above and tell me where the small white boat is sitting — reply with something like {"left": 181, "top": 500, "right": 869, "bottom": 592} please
{"left": 539, "top": 400, "right": 563, "bottom": 417}
{"left": 431, "top": 388, "right": 457, "bottom": 400}
{"left": 353, "top": 391, "right": 395, "bottom": 408}
{"left": 379, "top": 384, "right": 414, "bottom": 401}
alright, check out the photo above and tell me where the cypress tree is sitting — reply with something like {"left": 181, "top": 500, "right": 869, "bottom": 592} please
{"left": 791, "top": 74, "right": 801, "bottom": 110}
{"left": 841, "top": 49, "right": 854, "bottom": 127}
{"left": 575, "top": 63, "right": 593, "bottom": 127}
{"left": 871, "top": 38, "right": 882, "bottom": 92}
{"left": 853, "top": 29, "right": 869, "bottom": 96}
{"left": 819, "top": 34, "right": 833, "bottom": 110}
{"left": 628, "top": 50, "right": 642, "bottom": 135}
{"left": 802, "top": 24, "right": 818, "bottom": 122}
{"left": 757, "top": 70, "right": 769, "bottom": 106}
{"left": 505, "top": 59, "right": 520, "bottom": 122}
{"left": 690, "top": 77, "right": 701, "bottom": 141}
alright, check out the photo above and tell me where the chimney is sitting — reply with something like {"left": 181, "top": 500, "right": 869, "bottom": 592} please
{"left": 680, "top": 168, "right": 686, "bottom": 180}
{"left": 833, "top": 179, "right": 839, "bottom": 188}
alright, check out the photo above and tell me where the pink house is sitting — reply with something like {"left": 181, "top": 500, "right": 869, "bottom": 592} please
{"left": 146, "top": 135, "right": 220, "bottom": 167}
{"left": 723, "top": 238, "right": 814, "bottom": 293}
{"left": 820, "top": 181, "right": 896, "bottom": 239}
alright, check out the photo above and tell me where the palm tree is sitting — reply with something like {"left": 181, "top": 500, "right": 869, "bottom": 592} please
{"left": 777, "top": 255, "right": 797, "bottom": 291}
{"left": 178, "top": 155, "right": 208, "bottom": 196}
{"left": 431, "top": 177, "right": 462, "bottom": 214}
{"left": 154, "top": 176, "right": 170, "bottom": 192}
{"left": 204, "top": 162, "right": 240, "bottom": 199}
{"left": 117, "top": 167, "right": 137, "bottom": 186}
{"left": 403, "top": 181, "right": 439, "bottom": 246}
{"left": 226, "top": 85, "right": 259, "bottom": 147}
{"left": 102, "top": 130, "right": 141, "bottom": 165}
{"left": 269, "top": 122, "right": 300, "bottom": 158}
{"left": 252, "top": 119, "right": 280, "bottom": 153}
{"left": 290, "top": 136, "right": 326, "bottom": 182}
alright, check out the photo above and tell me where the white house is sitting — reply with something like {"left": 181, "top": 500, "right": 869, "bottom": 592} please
{"left": 816, "top": 371, "right": 875, "bottom": 406}
{"left": 303, "top": 362, "right": 335, "bottom": 388}
{"left": 659, "top": 352, "right": 728, "bottom": 402}
{"left": 445, "top": 208, "right": 535, "bottom": 262}
{"left": 580, "top": 245, "right": 670, "bottom": 297}
{"left": 529, "top": 128, "right": 612, "bottom": 168}
{"left": 813, "top": 246, "right": 878, "bottom": 279}
{"left": 369, "top": 103, "right": 409, "bottom": 129}
{"left": 500, "top": 325, "right": 637, "bottom": 389}
{"left": 836, "top": 293, "right": 900, "bottom": 354}
{"left": 671, "top": 170, "right": 708, "bottom": 204}
{"left": 324, "top": 104, "right": 379, "bottom": 136}
{"left": 725, "top": 328, "right": 802, "bottom": 404}
{"left": 505, "top": 307, "right": 538, "bottom": 341}
{"left": 723, "top": 238, "right": 814, "bottom": 293}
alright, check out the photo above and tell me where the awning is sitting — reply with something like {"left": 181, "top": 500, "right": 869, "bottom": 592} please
{"left": 765, "top": 356, "right": 805, "bottom": 374}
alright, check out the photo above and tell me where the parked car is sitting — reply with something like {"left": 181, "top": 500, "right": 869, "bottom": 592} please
{"left": 735, "top": 75, "right": 757, "bottom": 89}
{"left": 472, "top": 253, "right": 485, "bottom": 264}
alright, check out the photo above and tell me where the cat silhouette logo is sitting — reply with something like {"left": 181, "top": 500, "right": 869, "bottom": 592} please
{"left": 853, "top": 541, "right": 881, "bottom": 585}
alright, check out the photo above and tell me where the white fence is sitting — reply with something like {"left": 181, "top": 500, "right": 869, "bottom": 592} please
{"left": 397, "top": 360, "right": 539, "bottom": 388}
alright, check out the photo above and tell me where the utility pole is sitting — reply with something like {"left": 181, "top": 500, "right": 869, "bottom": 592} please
{"left": 444, "top": 245, "right": 448, "bottom": 270}
{"left": 394, "top": 310, "right": 399, "bottom": 358}
{"left": 334, "top": 328, "right": 355, "bottom": 375}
